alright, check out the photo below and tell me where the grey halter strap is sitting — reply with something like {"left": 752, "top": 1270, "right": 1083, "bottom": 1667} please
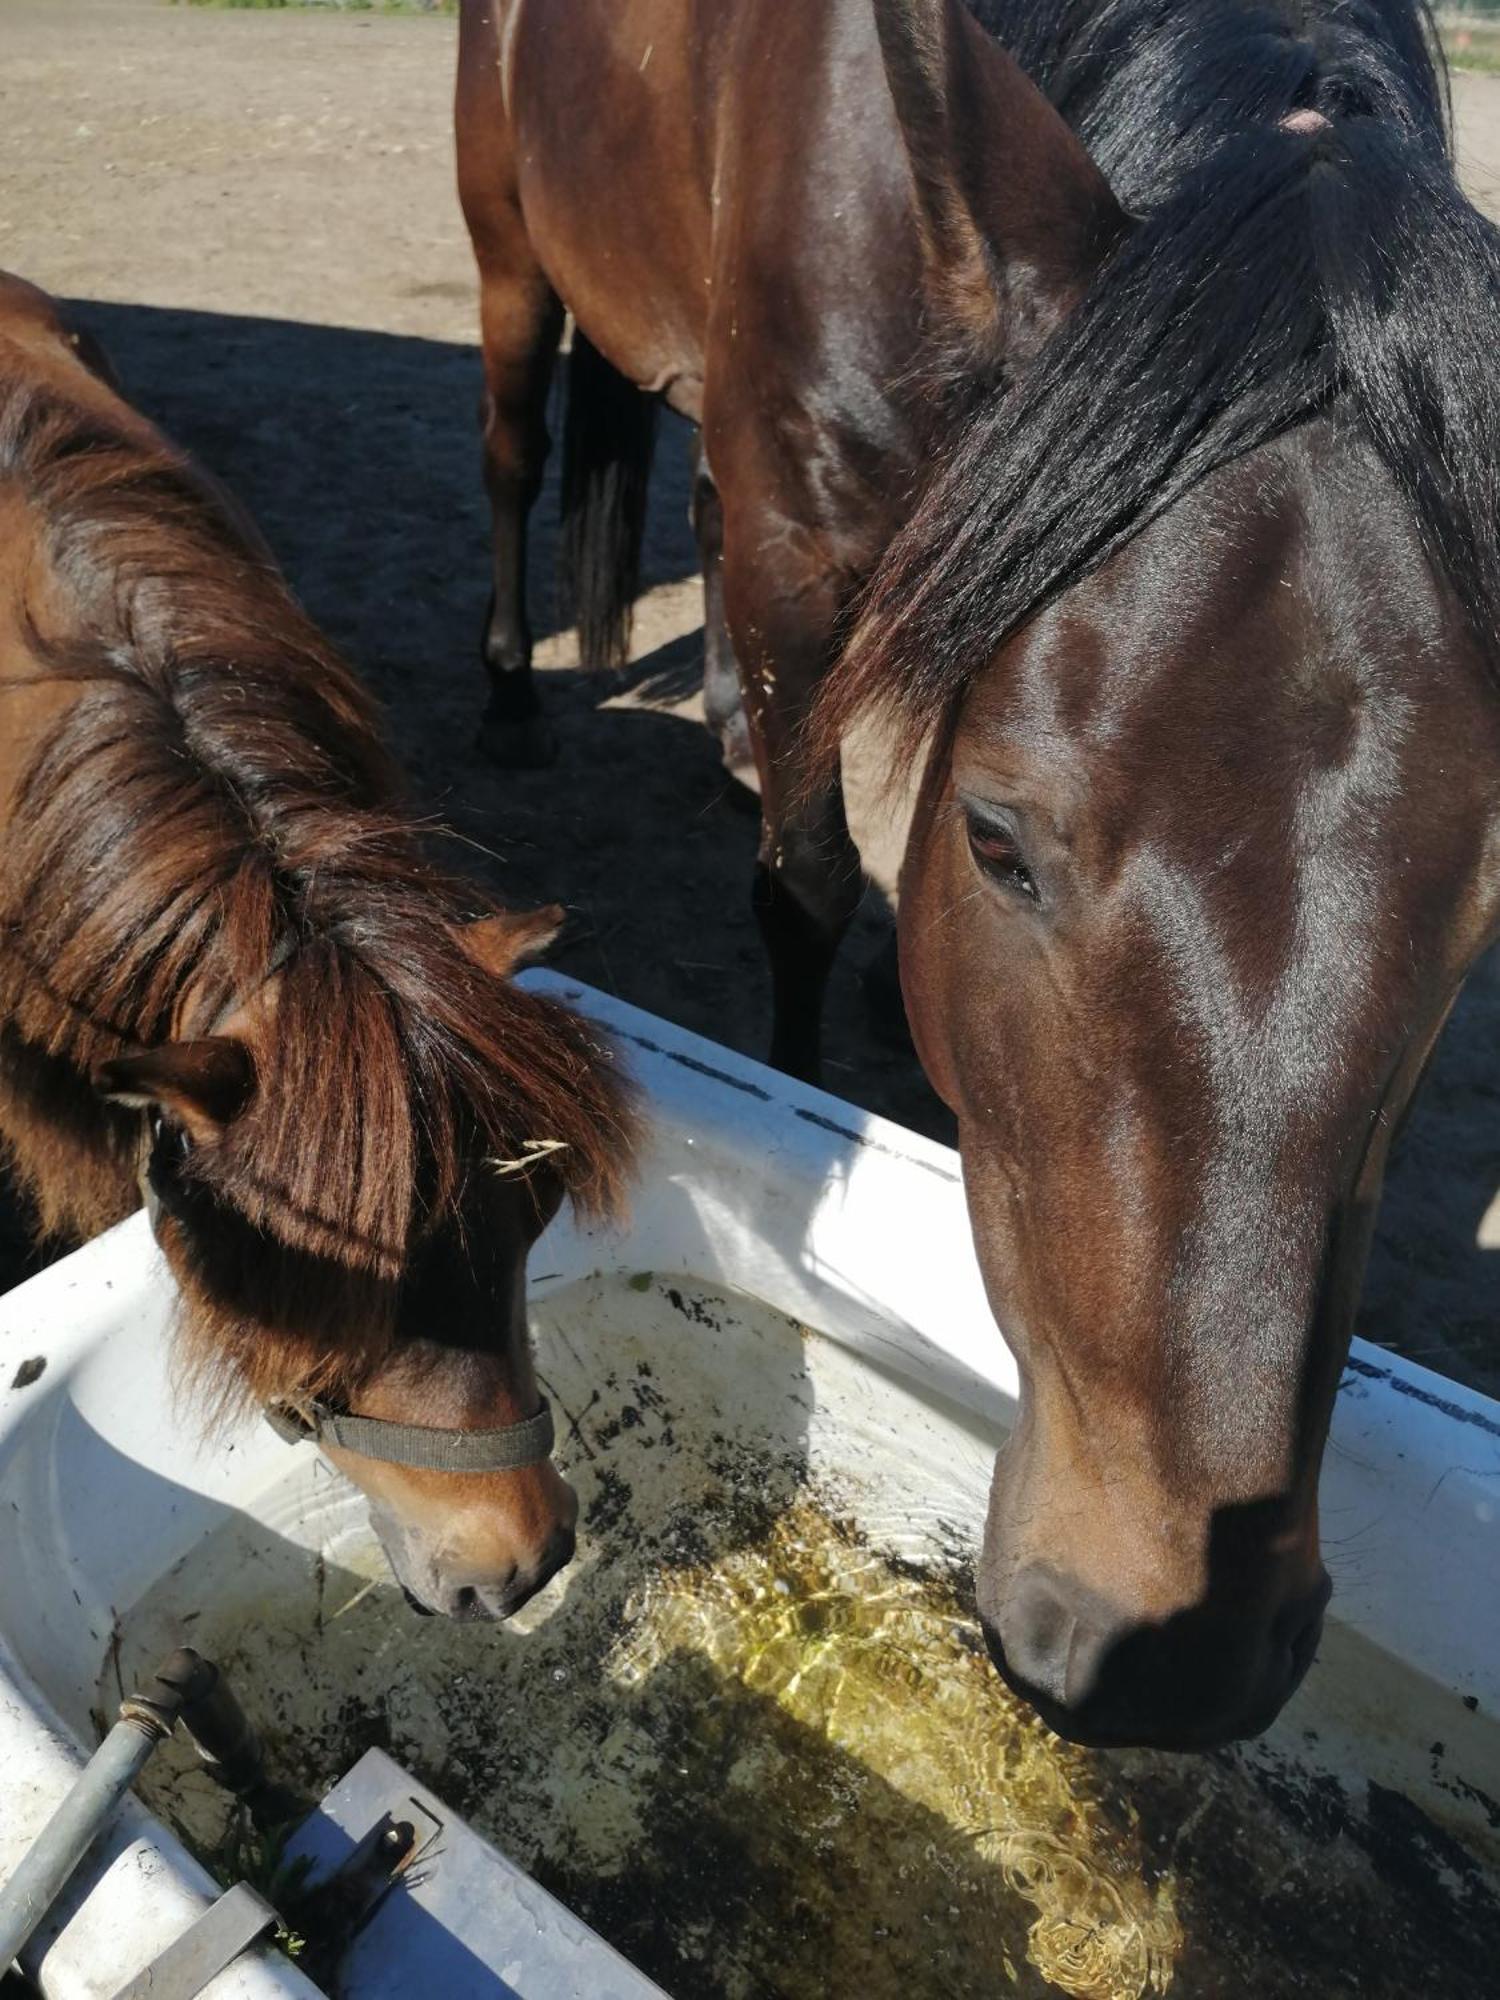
{"left": 264, "top": 1396, "right": 556, "bottom": 1473}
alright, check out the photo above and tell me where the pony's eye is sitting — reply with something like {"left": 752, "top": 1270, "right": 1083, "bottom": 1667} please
{"left": 148, "top": 1113, "right": 192, "bottom": 1181}
{"left": 965, "top": 810, "right": 1039, "bottom": 902}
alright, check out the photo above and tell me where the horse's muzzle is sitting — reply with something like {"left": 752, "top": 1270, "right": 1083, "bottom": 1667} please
{"left": 981, "top": 1565, "right": 1333, "bottom": 1751}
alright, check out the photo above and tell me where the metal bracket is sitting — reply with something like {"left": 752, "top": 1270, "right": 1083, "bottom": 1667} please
{"left": 277, "top": 1750, "right": 668, "bottom": 1998}
{"left": 110, "top": 1881, "right": 280, "bottom": 2000}
{"left": 281, "top": 1809, "right": 430, "bottom": 1989}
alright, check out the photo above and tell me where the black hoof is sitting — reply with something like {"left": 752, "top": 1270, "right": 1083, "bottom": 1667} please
{"left": 477, "top": 708, "right": 559, "bottom": 770}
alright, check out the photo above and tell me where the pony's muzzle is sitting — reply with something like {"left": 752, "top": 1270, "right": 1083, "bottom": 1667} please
{"left": 406, "top": 1520, "right": 578, "bottom": 1623}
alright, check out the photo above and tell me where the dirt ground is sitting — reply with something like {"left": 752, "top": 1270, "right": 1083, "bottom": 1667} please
{"left": 1, "top": 0, "right": 1499, "bottom": 1392}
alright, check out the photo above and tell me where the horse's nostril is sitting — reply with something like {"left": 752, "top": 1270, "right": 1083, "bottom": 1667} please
{"left": 451, "top": 1584, "right": 488, "bottom": 1621}
{"left": 993, "top": 1566, "right": 1099, "bottom": 1709}
{"left": 1276, "top": 1574, "right": 1332, "bottom": 1681}
{"left": 401, "top": 1583, "right": 436, "bottom": 1619}
{"left": 987, "top": 1562, "right": 1334, "bottom": 1749}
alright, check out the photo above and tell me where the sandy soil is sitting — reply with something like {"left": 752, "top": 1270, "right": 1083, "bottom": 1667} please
{"left": 0, "top": 0, "right": 1497, "bottom": 1392}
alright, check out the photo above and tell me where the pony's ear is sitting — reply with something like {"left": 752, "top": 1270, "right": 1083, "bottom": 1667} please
{"left": 64, "top": 319, "right": 120, "bottom": 392}
{"left": 94, "top": 1038, "right": 255, "bottom": 1144}
{"left": 458, "top": 905, "right": 567, "bottom": 977}
{"left": 874, "top": 0, "right": 1124, "bottom": 360}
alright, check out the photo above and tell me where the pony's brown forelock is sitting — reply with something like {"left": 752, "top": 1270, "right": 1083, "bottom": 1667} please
{"left": 0, "top": 374, "right": 636, "bottom": 1407}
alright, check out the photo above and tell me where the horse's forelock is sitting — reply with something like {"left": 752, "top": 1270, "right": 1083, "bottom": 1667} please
{"left": 165, "top": 925, "right": 636, "bottom": 1412}
{"left": 191, "top": 919, "right": 636, "bottom": 1275}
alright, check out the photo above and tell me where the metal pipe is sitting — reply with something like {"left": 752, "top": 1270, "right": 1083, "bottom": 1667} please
{"left": 0, "top": 1647, "right": 267, "bottom": 1974}
{"left": 130, "top": 1648, "right": 265, "bottom": 1797}
{"left": 0, "top": 1712, "right": 167, "bottom": 1972}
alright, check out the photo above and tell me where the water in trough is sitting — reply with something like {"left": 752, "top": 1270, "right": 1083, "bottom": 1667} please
{"left": 109, "top": 1275, "right": 1500, "bottom": 2000}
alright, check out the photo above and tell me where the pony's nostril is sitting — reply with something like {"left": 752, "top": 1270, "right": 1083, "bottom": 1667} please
{"left": 425, "top": 1531, "right": 577, "bottom": 1625}
{"left": 484, "top": 1532, "right": 576, "bottom": 1620}
{"left": 401, "top": 1583, "right": 436, "bottom": 1619}
{"left": 542, "top": 1523, "right": 577, "bottom": 1579}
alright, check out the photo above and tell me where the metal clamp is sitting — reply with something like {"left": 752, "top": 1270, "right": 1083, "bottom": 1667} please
{"left": 110, "top": 1882, "right": 280, "bottom": 2000}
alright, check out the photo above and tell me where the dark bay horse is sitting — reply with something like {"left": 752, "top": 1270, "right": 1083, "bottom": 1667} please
{"left": 459, "top": 0, "right": 1500, "bottom": 1748}
{"left": 0, "top": 271, "right": 637, "bottom": 1619}
{"left": 456, "top": 0, "right": 1119, "bottom": 1082}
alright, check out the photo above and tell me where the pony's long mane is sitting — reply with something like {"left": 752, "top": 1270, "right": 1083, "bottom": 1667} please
{"left": 820, "top": 0, "right": 1500, "bottom": 754}
{"left": 0, "top": 369, "right": 634, "bottom": 1394}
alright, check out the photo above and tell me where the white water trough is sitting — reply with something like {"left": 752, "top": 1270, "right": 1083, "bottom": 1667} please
{"left": 1, "top": 975, "right": 1497, "bottom": 1998}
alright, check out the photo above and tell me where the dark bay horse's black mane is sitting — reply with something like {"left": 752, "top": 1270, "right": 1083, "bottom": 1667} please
{"left": 979, "top": 0, "right": 1448, "bottom": 198}
{"left": 827, "top": 0, "right": 1500, "bottom": 746}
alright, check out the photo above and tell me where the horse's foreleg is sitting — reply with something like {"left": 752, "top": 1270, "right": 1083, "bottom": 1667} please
{"left": 690, "top": 450, "right": 755, "bottom": 785}
{"left": 755, "top": 773, "right": 863, "bottom": 1082}
{"left": 724, "top": 552, "right": 863, "bottom": 1083}
{"left": 475, "top": 263, "right": 564, "bottom": 769}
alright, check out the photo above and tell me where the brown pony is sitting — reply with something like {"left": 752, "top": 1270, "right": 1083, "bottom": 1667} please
{"left": 0, "top": 270, "right": 636, "bottom": 1619}
{"left": 458, "top": 0, "right": 1500, "bottom": 1748}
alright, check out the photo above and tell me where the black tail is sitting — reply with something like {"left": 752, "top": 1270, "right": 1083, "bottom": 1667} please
{"left": 559, "top": 331, "right": 657, "bottom": 672}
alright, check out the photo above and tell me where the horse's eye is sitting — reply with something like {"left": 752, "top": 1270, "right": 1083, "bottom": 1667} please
{"left": 965, "top": 809, "right": 1039, "bottom": 902}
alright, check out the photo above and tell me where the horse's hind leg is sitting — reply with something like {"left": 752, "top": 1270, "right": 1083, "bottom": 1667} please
{"left": 473, "top": 260, "right": 564, "bottom": 768}
{"left": 690, "top": 448, "right": 755, "bottom": 787}
{"left": 458, "top": 7, "right": 563, "bottom": 768}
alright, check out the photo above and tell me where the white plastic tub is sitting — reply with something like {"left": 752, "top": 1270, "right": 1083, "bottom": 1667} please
{"left": 1, "top": 975, "right": 1497, "bottom": 1998}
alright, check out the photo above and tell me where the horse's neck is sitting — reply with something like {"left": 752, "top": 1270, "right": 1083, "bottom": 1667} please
{"left": 689, "top": 0, "right": 1120, "bottom": 571}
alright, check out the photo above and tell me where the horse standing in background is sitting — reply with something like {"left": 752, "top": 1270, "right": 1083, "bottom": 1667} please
{"left": 0, "top": 270, "right": 637, "bottom": 1621}
{"left": 457, "top": 0, "right": 1500, "bottom": 1748}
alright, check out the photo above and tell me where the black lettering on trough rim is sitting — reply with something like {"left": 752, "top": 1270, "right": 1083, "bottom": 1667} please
{"left": 595, "top": 1012, "right": 961, "bottom": 1183}
{"left": 792, "top": 1107, "right": 960, "bottom": 1185}
{"left": 612, "top": 1027, "right": 773, "bottom": 1102}
{"left": 1342, "top": 1352, "right": 1500, "bottom": 1443}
